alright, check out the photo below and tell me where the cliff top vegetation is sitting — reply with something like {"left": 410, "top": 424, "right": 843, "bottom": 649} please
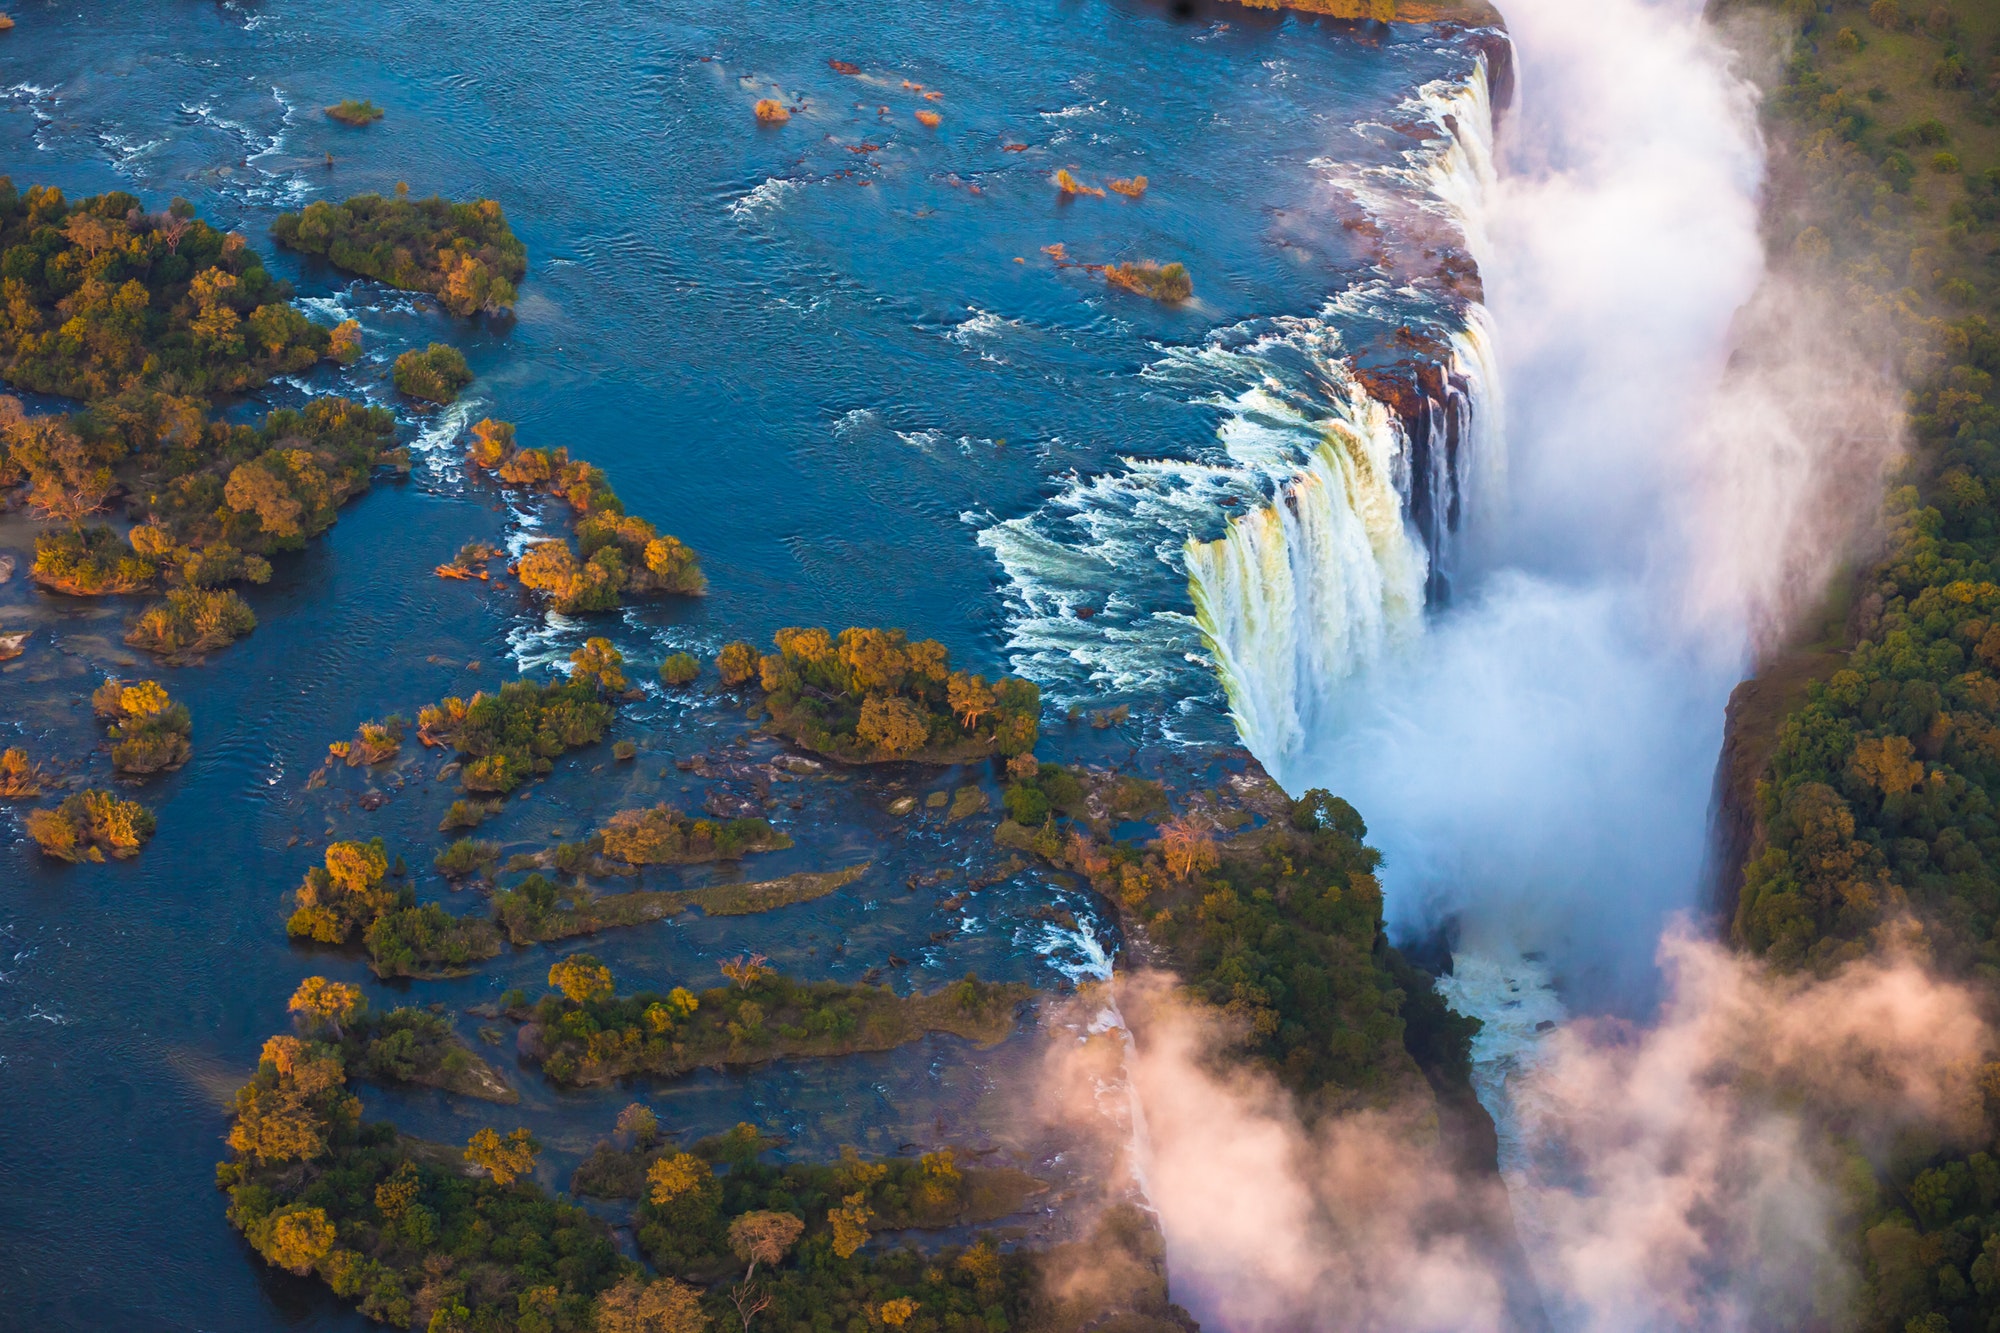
{"left": 1721, "top": 1, "right": 2000, "bottom": 1327}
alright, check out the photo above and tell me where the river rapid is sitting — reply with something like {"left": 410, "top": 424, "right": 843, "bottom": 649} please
{"left": 0, "top": 1, "right": 1502, "bottom": 1327}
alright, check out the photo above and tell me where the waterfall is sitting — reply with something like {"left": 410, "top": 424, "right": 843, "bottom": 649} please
{"left": 972, "top": 48, "right": 1506, "bottom": 750}
{"left": 1185, "top": 376, "right": 1427, "bottom": 762}
{"left": 1186, "top": 52, "right": 1506, "bottom": 772}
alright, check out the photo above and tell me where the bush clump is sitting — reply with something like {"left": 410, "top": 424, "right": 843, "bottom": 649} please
{"left": 25, "top": 789, "right": 156, "bottom": 861}
{"left": 0, "top": 180, "right": 336, "bottom": 399}
{"left": 463, "top": 418, "right": 705, "bottom": 611}
{"left": 659, "top": 652, "right": 700, "bottom": 686}
{"left": 1106, "top": 261, "right": 1191, "bottom": 303}
{"left": 271, "top": 192, "right": 526, "bottom": 316}
{"left": 0, "top": 747, "right": 47, "bottom": 798}
{"left": 324, "top": 99, "right": 383, "bottom": 126}
{"left": 125, "top": 587, "right": 257, "bottom": 660}
{"left": 750, "top": 626, "right": 1039, "bottom": 764}
{"left": 391, "top": 343, "right": 471, "bottom": 404}
{"left": 597, "top": 805, "right": 791, "bottom": 865}
{"left": 218, "top": 1035, "right": 625, "bottom": 1324}
{"left": 92, "top": 678, "right": 193, "bottom": 774}
{"left": 30, "top": 525, "right": 155, "bottom": 594}
{"left": 415, "top": 669, "right": 618, "bottom": 795}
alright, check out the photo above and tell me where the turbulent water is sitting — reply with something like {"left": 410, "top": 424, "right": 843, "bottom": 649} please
{"left": 0, "top": 1, "right": 1503, "bottom": 1327}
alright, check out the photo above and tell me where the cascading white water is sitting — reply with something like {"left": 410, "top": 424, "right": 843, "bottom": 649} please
{"left": 1185, "top": 377, "right": 1426, "bottom": 763}
{"left": 1185, "top": 54, "right": 1506, "bottom": 770}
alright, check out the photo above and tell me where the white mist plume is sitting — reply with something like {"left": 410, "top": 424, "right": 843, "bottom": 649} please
{"left": 1044, "top": 941, "right": 1989, "bottom": 1333}
{"left": 1274, "top": 0, "right": 1902, "bottom": 1010}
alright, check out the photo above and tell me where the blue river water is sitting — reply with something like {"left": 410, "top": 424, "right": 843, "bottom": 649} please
{"left": 0, "top": 1, "right": 1485, "bottom": 1326}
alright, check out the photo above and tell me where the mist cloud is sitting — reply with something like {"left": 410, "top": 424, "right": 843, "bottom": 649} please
{"left": 1043, "top": 940, "right": 1990, "bottom": 1332}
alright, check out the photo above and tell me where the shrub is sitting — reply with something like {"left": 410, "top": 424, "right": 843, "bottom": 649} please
{"left": 271, "top": 192, "right": 526, "bottom": 316}
{"left": 92, "top": 678, "right": 193, "bottom": 774}
{"left": 434, "top": 839, "right": 498, "bottom": 879}
{"left": 25, "top": 790, "right": 156, "bottom": 861}
{"left": 659, "top": 652, "right": 700, "bottom": 686}
{"left": 324, "top": 100, "right": 383, "bottom": 126}
{"left": 31, "top": 526, "right": 155, "bottom": 594}
{"left": 126, "top": 588, "right": 256, "bottom": 659}
{"left": 0, "top": 183, "right": 334, "bottom": 399}
{"left": 392, "top": 344, "right": 472, "bottom": 404}
{"left": 1106, "top": 261, "right": 1191, "bottom": 303}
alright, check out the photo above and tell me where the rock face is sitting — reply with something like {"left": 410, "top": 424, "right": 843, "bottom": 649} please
{"left": 1705, "top": 643, "right": 1849, "bottom": 935}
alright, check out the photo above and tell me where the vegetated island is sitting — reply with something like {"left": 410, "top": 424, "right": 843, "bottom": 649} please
{"left": 464, "top": 417, "right": 706, "bottom": 610}
{"left": 713, "top": 627, "right": 1040, "bottom": 764}
{"left": 485, "top": 865, "right": 867, "bottom": 946}
{"left": 570, "top": 1120, "right": 1045, "bottom": 1278}
{"left": 290, "top": 976, "right": 516, "bottom": 1103}
{"left": 25, "top": 788, "right": 156, "bottom": 862}
{"left": 220, "top": 1025, "right": 1183, "bottom": 1332}
{"left": 0, "top": 181, "right": 346, "bottom": 400}
{"left": 324, "top": 99, "right": 383, "bottom": 126}
{"left": 92, "top": 677, "right": 192, "bottom": 775}
{"left": 0, "top": 747, "right": 50, "bottom": 798}
{"left": 272, "top": 191, "right": 527, "bottom": 317}
{"left": 285, "top": 838, "right": 502, "bottom": 979}
{"left": 392, "top": 342, "right": 472, "bottom": 405}
{"left": 0, "top": 182, "right": 411, "bottom": 659}
{"left": 998, "top": 760, "right": 1474, "bottom": 1120}
{"left": 515, "top": 953, "right": 1033, "bottom": 1087}
{"left": 413, "top": 639, "right": 623, "bottom": 808}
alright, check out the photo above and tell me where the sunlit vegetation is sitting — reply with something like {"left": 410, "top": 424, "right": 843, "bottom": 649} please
{"left": 465, "top": 417, "right": 706, "bottom": 610}
{"left": 435, "top": 539, "right": 501, "bottom": 580}
{"left": 284, "top": 838, "right": 501, "bottom": 978}
{"left": 490, "top": 865, "right": 866, "bottom": 946}
{"left": 0, "top": 180, "right": 335, "bottom": 399}
{"left": 519, "top": 955, "right": 1030, "bottom": 1086}
{"left": 31, "top": 523, "right": 154, "bottom": 593}
{"left": 220, "top": 1019, "right": 1176, "bottom": 1332}
{"left": 598, "top": 805, "right": 791, "bottom": 865}
{"left": 575, "top": 1128, "right": 1041, "bottom": 1270}
{"left": 1052, "top": 169, "right": 1104, "bottom": 198}
{"left": 1005, "top": 766, "right": 1467, "bottom": 1109}
{"left": 660, "top": 651, "right": 700, "bottom": 686}
{"left": 416, "top": 675, "right": 616, "bottom": 796}
{"left": 1713, "top": 2, "right": 2000, "bottom": 1326}
{"left": 329, "top": 716, "right": 405, "bottom": 767}
{"left": 745, "top": 627, "right": 1039, "bottom": 764}
{"left": 434, "top": 837, "right": 500, "bottom": 880}
{"left": 324, "top": 99, "right": 383, "bottom": 126}
{"left": 1105, "top": 261, "right": 1191, "bottom": 303}
{"left": 0, "top": 747, "right": 48, "bottom": 798}
{"left": 219, "top": 1034, "right": 628, "bottom": 1326}
{"left": 124, "top": 586, "right": 256, "bottom": 660}
{"left": 5, "top": 383, "right": 399, "bottom": 633}
{"left": 24, "top": 788, "right": 156, "bottom": 861}
{"left": 391, "top": 342, "right": 471, "bottom": 404}
{"left": 289, "top": 976, "right": 516, "bottom": 1103}
{"left": 92, "top": 677, "right": 192, "bottom": 774}
{"left": 271, "top": 193, "right": 527, "bottom": 316}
